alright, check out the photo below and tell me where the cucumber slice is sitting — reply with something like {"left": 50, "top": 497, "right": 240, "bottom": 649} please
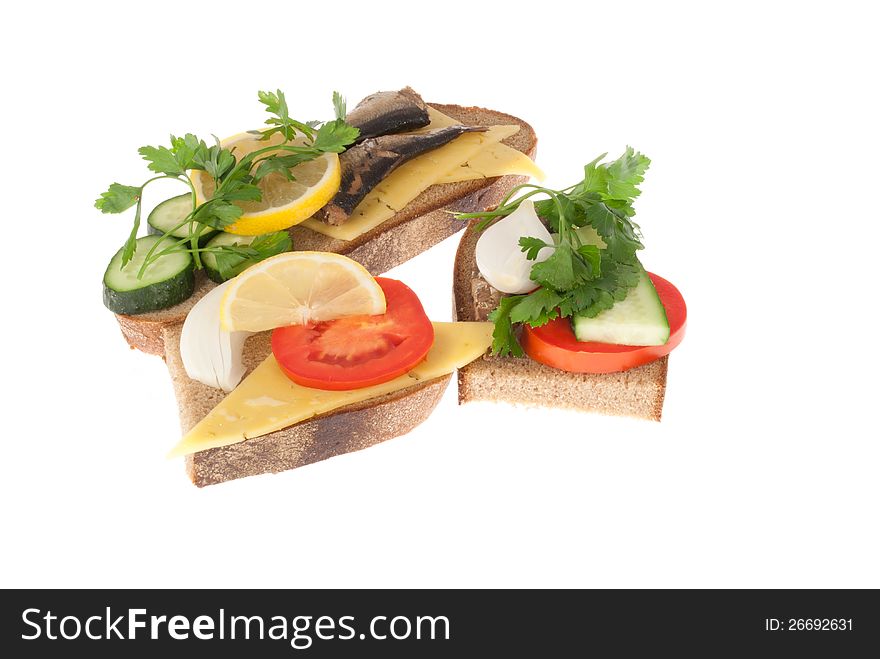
{"left": 572, "top": 269, "right": 670, "bottom": 346}
{"left": 201, "top": 231, "right": 292, "bottom": 283}
{"left": 147, "top": 193, "right": 216, "bottom": 243}
{"left": 103, "top": 235, "right": 195, "bottom": 314}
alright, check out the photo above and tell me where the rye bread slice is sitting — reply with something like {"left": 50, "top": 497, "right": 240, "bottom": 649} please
{"left": 115, "top": 103, "right": 537, "bottom": 356}
{"left": 161, "top": 325, "right": 451, "bottom": 487}
{"left": 453, "top": 222, "right": 668, "bottom": 421}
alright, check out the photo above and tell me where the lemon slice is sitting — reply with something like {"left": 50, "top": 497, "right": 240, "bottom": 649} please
{"left": 219, "top": 252, "right": 386, "bottom": 332}
{"left": 192, "top": 131, "right": 340, "bottom": 236}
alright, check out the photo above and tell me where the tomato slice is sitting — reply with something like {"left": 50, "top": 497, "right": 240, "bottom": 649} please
{"left": 271, "top": 277, "right": 434, "bottom": 390}
{"left": 521, "top": 272, "right": 686, "bottom": 374}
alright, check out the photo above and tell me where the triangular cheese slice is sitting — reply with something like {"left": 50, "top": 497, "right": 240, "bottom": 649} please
{"left": 169, "top": 322, "right": 493, "bottom": 457}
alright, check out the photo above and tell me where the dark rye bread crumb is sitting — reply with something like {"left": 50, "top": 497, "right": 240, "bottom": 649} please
{"left": 453, "top": 222, "right": 668, "bottom": 421}
{"left": 114, "top": 103, "right": 537, "bottom": 356}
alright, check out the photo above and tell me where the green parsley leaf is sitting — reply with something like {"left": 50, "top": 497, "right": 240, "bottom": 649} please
{"left": 217, "top": 182, "right": 263, "bottom": 203}
{"left": 576, "top": 244, "right": 602, "bottom": 277}
{"left": 606, "top": 146, "right": 650, "bottom": 201}
{"left": 258, "top": 89, "right": 317, "bottom": 142}
{"left": 488, "top": 295, "right": 525, "bottom": 357}
{"left": 211, "top": 231, "right": 293, "bottom": 280}
{"left": 519, "top": 236, "right": 551, "bottom": 260}
{"left": 193, "top": 142, "right": 235, "bottom": 181}
{"left": 120, "top": 218, "right": 141, "bottom": 267}
{"left": 558, "top": 259, "right": 642, "bottom": 318}
{"left": 253, "top": 152, "right": 319, "bottom": 182}
{"left": 508, "top": 288, "right": 562, "bottom": 327}
{"left": 194, "top": 200, "right": 242, "bottom": 229}
{"left": 529, "top": 241, "right": 593, "bottom": 292}
{"left": 258, "top": 89, "right": 287, "bottom": 120}
{"left": 258, "top": 89, "right": 291, "bottom": 140}
{"left": 169, "top": 133, "right": 205, "bottom": 171}
{"left": 584, "top": 202, "right": 643, "bottom": 262}
{"left": 332, "top": 91, "right": 347, "bottom": 121}
{"left": 534, "top": 195, "right": 586, "bottom": 233}
{"left": 138, "top": 144, "right": 183, "bottom": 176}
{"left": 249, "top": 230, "right": 293, "bottom": 255}
{"left": 95, "top": 183, "right": 141, "bottom": 213}
{"left": 580, "top": 152, "right": 609, "bottom": 194}
{"left": 313, "top": 120, "right": 360, "bottom": 153}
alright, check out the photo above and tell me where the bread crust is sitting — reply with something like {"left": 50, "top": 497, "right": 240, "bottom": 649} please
{"left": 185, "top": 376, "right": 450, "bottom": 487}
{"left": 453, "top": 221, "right": 669, "bottom": 421}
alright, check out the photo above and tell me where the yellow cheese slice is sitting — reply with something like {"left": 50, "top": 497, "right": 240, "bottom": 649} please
{"left": 413, "top": 106, "right": 462, "bottom": 130}
{"left": 436, "top": 143, "right": 544, "bottom": 184}
{"left": 168, "top": 321, "right": 493, "bottom": 457}
{"left": 300, "top": 119, "right": 521, "bottom": 241}
{"left": 425, "top": 108, "right": 544, "bottom": 184}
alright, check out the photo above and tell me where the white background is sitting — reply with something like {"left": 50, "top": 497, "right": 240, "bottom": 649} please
{"left": 1, "top": 0, "right": 877, "bottom": 588}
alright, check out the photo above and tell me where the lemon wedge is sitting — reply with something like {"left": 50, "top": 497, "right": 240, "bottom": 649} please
{"left": 192, "top": 131, "right": 340, "bottom": 236}
{"left": 219, "top": 252, "right": 385, "bottom": 332}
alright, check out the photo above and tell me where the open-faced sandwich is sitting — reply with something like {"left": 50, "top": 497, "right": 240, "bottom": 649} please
{"left": 167, "top": 252, "right": 494, "bottom": 486}
{"left": 453, "top": 149, "right": 687, "bottom": 420}
{"left": 96, "top": 87, "right": 539, "bottom": 485}
{"left": 97, "top": 86, "right": 539, "bottom": 354}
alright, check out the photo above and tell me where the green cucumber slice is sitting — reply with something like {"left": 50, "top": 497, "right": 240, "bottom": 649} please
{"left": 147, "top": 193, "right": 216, "bottom": 243}
{"left": 572, "top": 269, "right": 670, "bottom": 346}
{"left": 103, "top": 235, "right": 194, "bottom": 314}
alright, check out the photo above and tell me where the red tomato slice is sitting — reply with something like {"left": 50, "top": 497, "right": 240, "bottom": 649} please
{"left": 271, "top": 277, "right": 434, "bottom": 391}
{"left": 521, "top": 272, "right": 687, "bottom": 374}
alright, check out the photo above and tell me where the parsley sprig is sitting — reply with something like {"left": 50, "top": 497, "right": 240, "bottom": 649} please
{"left": 95, "top": 90, "right": 359, "bottom": 278}
{"left": 456, "top": 147, "right": 651, "bottom": 356}
{"left": 205, "top": 231, "right": 294, "bottom": 281}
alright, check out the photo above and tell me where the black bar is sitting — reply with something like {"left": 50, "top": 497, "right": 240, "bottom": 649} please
{"left": 1, "top": 589, "right": 877, "bottom": 656}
